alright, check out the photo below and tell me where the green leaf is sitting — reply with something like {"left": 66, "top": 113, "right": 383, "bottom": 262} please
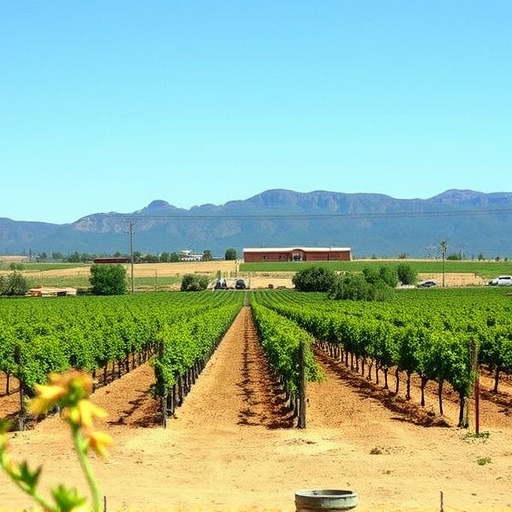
{"left": 51, "top": 484, "right": 88, "bottom": 512}
{"left": 16, "top": 461, "right": 42, "bottom": 493}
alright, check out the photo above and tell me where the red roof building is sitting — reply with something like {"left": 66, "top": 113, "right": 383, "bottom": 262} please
{"left": 93, "top": 257, "right": 130, "bottom": 264}
{"left": 243, "top": 246, "right": 352, "bottom": 263}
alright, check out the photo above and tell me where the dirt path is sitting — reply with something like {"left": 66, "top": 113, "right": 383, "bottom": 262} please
{"left": 1, "top": 307, "right": 512, "bottom": 511}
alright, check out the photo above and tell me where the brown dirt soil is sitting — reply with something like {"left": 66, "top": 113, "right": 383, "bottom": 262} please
{"left": 2, "top": 307, "right": 512, "bottom": 512}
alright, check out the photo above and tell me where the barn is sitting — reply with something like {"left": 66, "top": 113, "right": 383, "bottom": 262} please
{"left": 93, "top": 257, "right": 130, "bottom": 264}
{"left": 243, "top": 246, "right": 352, "bottom": 263}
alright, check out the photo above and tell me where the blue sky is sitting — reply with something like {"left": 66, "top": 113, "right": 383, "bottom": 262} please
{"left": 1, "top": 1, "right": 511, "bottom": 224}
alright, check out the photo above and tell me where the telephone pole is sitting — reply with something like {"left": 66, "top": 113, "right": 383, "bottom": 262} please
{"left": 440, "top": 240, "right": 447, "bottom": 287}
{"left": 128, "top": 220, "right": 135, "bottom": 293}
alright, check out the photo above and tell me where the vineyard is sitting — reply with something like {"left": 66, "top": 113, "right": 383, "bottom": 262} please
{"left": 1, "top": 287, "right": 512, "bottom": 510}
{"left": 253, "top": 287, "right": 512, "bottom": 427}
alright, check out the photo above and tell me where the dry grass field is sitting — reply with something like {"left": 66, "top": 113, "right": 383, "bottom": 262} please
{"left": 4, "top": 259, "right": 488, "bottom": 291}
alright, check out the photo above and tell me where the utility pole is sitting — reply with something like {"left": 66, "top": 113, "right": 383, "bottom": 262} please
{"left": 440, "top": 240, "right": 447, "bottom": 287}
{"left": 128, "top": 220, "right": 135, "bottom": 293}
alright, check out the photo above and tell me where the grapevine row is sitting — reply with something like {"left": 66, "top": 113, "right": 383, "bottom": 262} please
{"left": 250, "top": 299, "right": 322, "bottom": 423}
{"left": 0, "top": 292, "right": 243, "bottom": 426}
{"left": 152, "top": 301, "right": 242, "bottom": 423}
{"left": 253, "top": 288, "right": 512, "bottom": 427}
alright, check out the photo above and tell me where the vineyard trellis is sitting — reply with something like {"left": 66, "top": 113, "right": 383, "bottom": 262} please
{"left": 0, "top": 291, "right": 244, "bottom": 428}
{"left": 251, "top": 287, "right": 512, "bottom": 428}
{"left": 2, "top": 286, "right": 512, "bottom": 430}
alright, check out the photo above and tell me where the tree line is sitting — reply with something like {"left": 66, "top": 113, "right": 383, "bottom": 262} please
{"left": 14, "top": 247, "right": 239, "bottom": 264}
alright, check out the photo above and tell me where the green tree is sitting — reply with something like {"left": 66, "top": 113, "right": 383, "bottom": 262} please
{"left": 160, "top": 252, "right": 170, "bottom": 263}
{"left": 378, "top": 266, "right": 399, "bottom": 288}
{"left": 329, "top": 272, "right": 394, "bottom": 302}
{"left": 0, "top": 271, "right": 29, "bottom": 296}
{"left": 89, "top": 264, "right": 127, "bottom": 295}
{"left": 202, "top": 250, "right": 213, "bottom": 262}
{"left": 329, "top": 273, "right": 370, "bottom": 301}
{"left": 397, "top": 264, "right": 417, "bottom": 285}
{"left": 180, "top": 274, "right": 209, "bottom": 291}
{"left": 67, "top": 252, "right": 81, "bottom": 263}
{"left": 224, "top": 248, "right": 237, "bottom": 260}
{"left": 292, "top": 266, "right": 337, "bottom": 292}
{"left": 362, "top": 267, "right": 380, "bottom": 284}
{"left": 143, "top": 254, "right": 159, "bottom": 263}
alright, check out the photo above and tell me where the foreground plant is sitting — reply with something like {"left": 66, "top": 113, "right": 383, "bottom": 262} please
{"left": 0, "top": 370, "right": 112, "bottom": 512}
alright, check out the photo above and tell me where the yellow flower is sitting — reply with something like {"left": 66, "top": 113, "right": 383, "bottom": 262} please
{"left": 0, "top": 430, "right": 9, "bottom": 451}
{"left": 29, "top": 370, "right": 95, "bottom": 417}
{"left": 76, "top": 400, "right": 108, "bottom": 429}
{"left": 85, "top": 431, "right": 113, "bottom": 458}
{"left": 70, "top": 506, "right": 89, "bottom": 512}
{"left": 29, "top": 383, "right": 67, "bottom": 416}
{"left": 62, "top": 400, "right": 107, "bottom": 429}
{"left": 49, "top": 370, "right": 93, "bottom": 398}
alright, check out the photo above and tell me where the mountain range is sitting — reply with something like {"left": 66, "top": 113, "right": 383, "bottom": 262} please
{"left": 1, "top": 189, "right": 511, "bottom": 259}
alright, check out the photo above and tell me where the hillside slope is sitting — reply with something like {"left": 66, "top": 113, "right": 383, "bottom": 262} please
{"left": 1, "top": 189, "right": 511, "bottom": 257}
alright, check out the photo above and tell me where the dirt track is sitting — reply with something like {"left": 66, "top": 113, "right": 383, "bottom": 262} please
{"left": 1, "top": 306, "right": 512, "bottom": 511}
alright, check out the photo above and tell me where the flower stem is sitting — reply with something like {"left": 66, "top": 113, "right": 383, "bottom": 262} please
{"left": 72, "top": 426, "right": 102, "bottom": 512}
{"left": 9, "top": 474, "right": 58, "bottom": 512}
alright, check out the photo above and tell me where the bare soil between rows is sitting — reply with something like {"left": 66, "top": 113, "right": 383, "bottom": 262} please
{"left": 1, "top": 307, "right": 512, "bottom": 512}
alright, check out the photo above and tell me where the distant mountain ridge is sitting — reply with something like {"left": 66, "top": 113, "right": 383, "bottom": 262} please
{"left": 1, "top": 189, "right": 511, "bottom": 258}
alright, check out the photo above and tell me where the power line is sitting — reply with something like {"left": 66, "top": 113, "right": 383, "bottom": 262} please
{"left": 101, "top": 208, "right": 512, "bottom": 222}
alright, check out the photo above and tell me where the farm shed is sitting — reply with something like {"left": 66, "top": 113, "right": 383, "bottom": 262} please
{"left": 93, "top": 257, "right": 130, "bottom": 264}
{"left": 243, "top": 246, "right": 352, "bottom": 263}
{"left": 28, "top": 287, "right": 77, "bottom": 297}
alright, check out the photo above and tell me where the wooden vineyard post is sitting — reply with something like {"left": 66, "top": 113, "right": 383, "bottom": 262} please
{"left": 472, "top": 340, "right": 480, "bottom": 435}
{"left": 156, "top": 340, "right": 167, "bottom": 428}
{"left": 161, "top": 394, "right": 167, "bottom": 428}
{"left": 14, "top": 345, "right": 26, "bottom": 431}
{"left": 297, "top": 340, "right": 307, "bottom": 429}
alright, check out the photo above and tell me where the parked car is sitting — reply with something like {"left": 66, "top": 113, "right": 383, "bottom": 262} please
{"left": 489, "top": 275, "right": 512, "bottom": 286}
{"left": 417, "top": 280, "right": 438, "bottom": 288}
{"left": 235, "top": 279, "right": 246, "bottom": 289}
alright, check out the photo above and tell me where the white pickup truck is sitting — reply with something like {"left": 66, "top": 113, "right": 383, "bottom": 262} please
{"left": 489, "top": 275, "right": 512, "bottom": 286}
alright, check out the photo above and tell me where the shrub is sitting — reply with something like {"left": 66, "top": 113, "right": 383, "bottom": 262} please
{"left": 89, "top": 264, "right": 127, "bottom": 295}
{"left": 329, "top": 273, "right": 370, "bottom": 301}
{"left": 0, "top": 271, "right": 29, "bottom": 296}
{"left": 329, "top": 272, "right": 394, "bottom": 302}
{"left": 180, "top": 274, "right": 209, "bottom": 291}
{"left": 292, "top": 266, "right": 337, "bottom": 292}
{"left": 397, "top": 263, "right": 417, "bottom": 285}
{"left": 378, "top": 265, "right": 399, "bottom": 288}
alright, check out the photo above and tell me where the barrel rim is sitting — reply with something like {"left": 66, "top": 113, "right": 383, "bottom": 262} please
{"left": 295, "top": 489, "right": 358, "bottom": 498}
